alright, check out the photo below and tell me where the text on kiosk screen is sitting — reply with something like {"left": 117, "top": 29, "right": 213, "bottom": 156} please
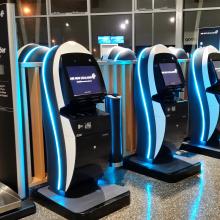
{"left": 159, "top": 63, "right": 181, "bottom": 86}
{"left": 213, "top": 60, "right": 220, "bottom": 79}
{"left": 67, "top": 66, "right": 102, "bottom": 96}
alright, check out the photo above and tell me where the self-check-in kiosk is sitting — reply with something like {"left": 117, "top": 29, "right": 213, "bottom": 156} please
{"left": 124, "top": 44, "right": 201, "bottom": 182}
{"left": 35, "top": 41, "right": 130, "bottom": 219}
{"left": 181, "top": 46, "right": 220, "bottom": 158}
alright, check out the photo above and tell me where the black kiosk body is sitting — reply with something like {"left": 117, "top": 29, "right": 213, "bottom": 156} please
{"left": 37, "top": 41, "right": 130, "bottom": 219}
{"left": 181, "top": 46, "right": 220, "bottom": 158}
{"left": 124, "top": 44, "right": 201, "bottom": 182}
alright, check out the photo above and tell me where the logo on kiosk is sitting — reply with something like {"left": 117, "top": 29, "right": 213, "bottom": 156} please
{"left": 0, "top": 47, "right": 6, "bottom": 58}
{"left": 161, "top": 68, "right": 178, "bottom": 75}
{"left": 0, "top": 47, "right": 6, "bottom": 54}
{"left": 70, "top": 73, "right": 97, "bottom": 83}
{"left": 0, "top": 10, "right": 4, "bottom": 18}
{"left": 200, "top": 30, "right": 218, "bottom": 35}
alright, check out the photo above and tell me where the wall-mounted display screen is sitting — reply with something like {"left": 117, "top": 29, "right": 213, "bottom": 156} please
{"left": 98, "top": 36, "right": 124, "bottom": 44}
{"left": 213, "top": 60, "right": 220, "bottom": 79}
{"left": 110, "top": 36, "right": 124, "bottom": 44}
{"left": 66, "top": 66, "right": 103, "bottom": 96}
{"left": 0, "top": 65, "right": 4, "bottom": 75}
{"left": 98, "top": 36, "right": 111, "bottom": 44}
{"left": 159, "top": 63, "right": 182, "bottom": 86}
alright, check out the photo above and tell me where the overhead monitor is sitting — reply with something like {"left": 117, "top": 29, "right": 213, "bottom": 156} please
{"left": 98, "top": 36, "right": 111, "bottom": 44}
{"left": 66, "top": 66, "right": 104, "bottom": 96}
{"left": 98, "top": 36, "right": 124, "bottom": 44}
{"left": 110, "top": 36, "right": 124, "bottom": 44}
{"left": 159, "top": 63, "right": 182, "bottom": 86}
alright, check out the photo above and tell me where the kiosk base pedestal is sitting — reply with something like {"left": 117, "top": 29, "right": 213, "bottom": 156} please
{"left": 181, "top": 141, "right": 220, "bottom": 159}
{"left": 124, "top": 154, "right": 201, "bottom": 183}
{"left": 37, "top": 184, "right": 130, "bottom": 220}
{"left": 0, "top": 200, "right": 36, "bottom": 220}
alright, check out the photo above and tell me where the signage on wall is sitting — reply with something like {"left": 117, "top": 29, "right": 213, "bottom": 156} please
{"left": 0, "top": 4, "right": 13, "bottom": 110}
{"left": 184, "top": 32, "right": 197, "bottom": 45}
{"left": 198, "top": 27, "right": 220, "bottom": 50}
{"left": 98, "top": 36, "right": 124, "bottom": 44}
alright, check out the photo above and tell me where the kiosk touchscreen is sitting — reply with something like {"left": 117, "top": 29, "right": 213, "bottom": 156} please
{"left": 61, "top": 53, "right": 106, "bottom": 99}
{"left": 213, "top": 60, "right": 220, "bottom": 79}
{"left": 37, "top": 41, "right": 130, "bottom": 219}
{"left": 124, "top": 44, "right": 201, "bottom": 182}
{"left": 159, "top": 62, "right": 182, "bottom": 87}
{"left": 181, "top": 46, "right": 220, "bottom": 158}
{"left": 210, "top": 54, "right": 220, "bottom": 82}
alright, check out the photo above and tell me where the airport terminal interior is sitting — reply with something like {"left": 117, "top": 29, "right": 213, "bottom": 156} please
{"left": 2, "top": 0, "right": 220, "bottom": 220}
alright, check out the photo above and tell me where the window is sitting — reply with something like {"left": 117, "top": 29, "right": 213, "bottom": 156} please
{"left": 16, "top": 18, "right": 48, "bottom": 48}
{"left": 16, "top": 0, "right": 46, "bottom": 16}
{"left": 136, "top": 0, "right": 152, "bottom": 10}
{"left": 51, "top": 0, "right": 87, "bottom": 14}
{"left": 91, "top": 0, "right": 132, "bottom": 13}
{"left": 154, "top": 12, "right": 176, "bottom": 46}
{"left": 50, "top": 17, "right": 89, "bottom": 49}
{"left": 135, "top": 13, "right": 152, "bottom": 53}
{"left": 184, "top": 0, "right": 220, "bottom": 9}
{"left": 92, "top": 15, "right": 132, "bottom": 57}
{"left": 154, "top": 0, "right": 176, "bottom": 9}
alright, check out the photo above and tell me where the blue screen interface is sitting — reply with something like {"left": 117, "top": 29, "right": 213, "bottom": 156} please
{"left": 66, "top": 66, "right": 102, "bottom": 96}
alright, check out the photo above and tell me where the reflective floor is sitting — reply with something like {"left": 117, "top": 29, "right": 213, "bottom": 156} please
{"left": 22, "top": 153, "right": 220, "bottom": 220}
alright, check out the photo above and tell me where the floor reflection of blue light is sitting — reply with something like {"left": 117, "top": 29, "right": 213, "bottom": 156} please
{"left": 51, "top": 194, "right": 66, "bottom": 207}
{"left": 146, "top": 184, "right": 152, "bottom": 220}
{"left": 189, "top": 163, "right": 204, "bottom": 220}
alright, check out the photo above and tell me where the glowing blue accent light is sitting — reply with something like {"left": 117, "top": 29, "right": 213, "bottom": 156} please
{"left": 23, "top": 46, "right": 42, "bottom": 63}
{"left": 105, "top": 167, "right": 116, "bottom": 184}
{"left": 137, "top": 48, "right": 152, "bottom": 159}
{"left": 189, "top": 163, "right": 204, "bottom": 220}
{"left": 114, "top": 49, "right": 127, "bottom": 61}
{"left": 146, "top": 184, "right": 152, "bottom": 220}
{"left": 119, "top": 96, "right": 123, "bottom": 157}
{"left": 178, "top": 59, "right": 188, "bottom": 64}
{"left": 15, "top": 52, "right": 26, "bottom": 198}
{"left": 97, "top": 179, "right": 107, "bottom": 186}
{"left": 192, "top": 50, "right": 205, "bottom": 142}
{"left": 114, "top": 52, "right": 121, "bottom": 61}
{"left": 42, "top": 46, "right": 62, "bottom": 190}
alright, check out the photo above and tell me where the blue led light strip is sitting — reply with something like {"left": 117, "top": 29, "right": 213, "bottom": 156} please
{"left": 137, "top": 48, "right": 152, "bottom": 160}
{"left": 114, "top": 49, "right": 126, "bottom": 61}
{"left": 42, "top": 46, "right": 62, "bottom": 190}
{"left": 191, "top": 50, "right": 205, "bottom": 142}
{"left": 23, "top": 46, "right": 42, "bottom": 63}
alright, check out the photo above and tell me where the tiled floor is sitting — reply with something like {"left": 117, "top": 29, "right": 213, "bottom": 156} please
{"left": 23, "top": 152, "right": 220, "bottom": 220}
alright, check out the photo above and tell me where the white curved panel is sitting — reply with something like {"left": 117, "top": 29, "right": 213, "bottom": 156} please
{"left": 148, "top": 44, "right": 170, "bottom": 97}
{"left": 202, "top": 46, "right": 220, "bottom": 140}
{"left": 148, "top": 44, "right": 168, "bottom": 159}
{"left": 152, "top": 101, "right": 166, "bottom": 158}
{"left": 53, "top": 41, "right": 90, "bottom": 191}
{"left": 18, "top": 43, "right": 37, "bottom": 57}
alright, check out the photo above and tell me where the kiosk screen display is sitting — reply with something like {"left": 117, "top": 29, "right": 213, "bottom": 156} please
{"left": 159, "top": 63, "right": 182, "bottom": 86}
{"left": 213, "top": 60, "right": 220, "bottom": 79}
{"left": 66, "top": 66, "right": 103, "bottom": 96}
